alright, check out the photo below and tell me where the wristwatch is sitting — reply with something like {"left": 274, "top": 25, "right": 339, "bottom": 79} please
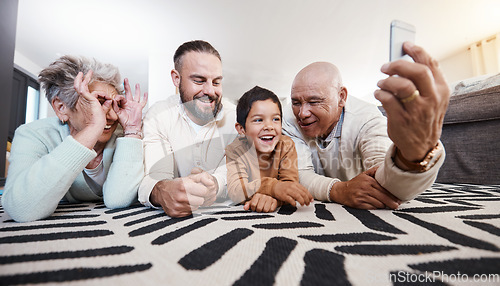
{"left": 393, "top": 143, "right": 443, "bottom": 173}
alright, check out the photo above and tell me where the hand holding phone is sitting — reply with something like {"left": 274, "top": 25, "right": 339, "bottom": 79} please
{"left": 390, "top": 20, "right": 415, "bottom": 61}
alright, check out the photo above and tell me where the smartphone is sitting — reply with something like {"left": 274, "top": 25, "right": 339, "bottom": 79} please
{"left": 390, "top": 20, "right": 415, "bottom": 61}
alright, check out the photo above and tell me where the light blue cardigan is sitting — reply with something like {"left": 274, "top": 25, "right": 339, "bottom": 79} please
{"left": 2, "top": 117, "right": 144, "bottom": 222}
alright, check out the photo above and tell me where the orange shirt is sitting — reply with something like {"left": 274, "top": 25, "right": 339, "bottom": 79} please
{"left": 226, "top": 135, "right": 299, "bottom": 203}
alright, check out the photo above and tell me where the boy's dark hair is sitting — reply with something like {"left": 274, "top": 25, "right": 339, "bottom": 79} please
{"left": 236, "top": 86, "right": 283, "bottom": 129}
{"left": 173, "top": 40, "right": 221, "bottom": 71}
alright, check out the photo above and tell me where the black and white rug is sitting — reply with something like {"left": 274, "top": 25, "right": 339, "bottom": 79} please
{"left": 1, "top": 183, "right": 500, "bottom": 285}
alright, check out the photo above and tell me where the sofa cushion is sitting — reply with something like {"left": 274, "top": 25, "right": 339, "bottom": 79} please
{"left": 438, "top": 73, "right": 500, "bottom": 184}
{"left": 437, "top": 118, "right": 500, "bottom": 184}
{"left": 443, "top": 84, "right": 500, "bottom": 124}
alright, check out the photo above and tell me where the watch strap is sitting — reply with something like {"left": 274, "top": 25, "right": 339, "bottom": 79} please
{"left": 393, "top": 143, "right": 443, "bottom": 173}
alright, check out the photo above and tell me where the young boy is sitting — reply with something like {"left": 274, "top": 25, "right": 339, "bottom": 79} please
{"left": 226, "top": 86, "right": 313, "bottom": 212}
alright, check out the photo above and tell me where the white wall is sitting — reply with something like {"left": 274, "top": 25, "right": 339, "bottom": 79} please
{"left": 147, "top": 39, "right": 381, "bottom": 109}
{"left": 439, "top": 48, "right": 474, "bottom": 85}
{"left": 147, "top": 44, "right": 177, "bottom": 108}
{"left": 14, "top": 38, "right": 491, "bottom": 119}
{"left": 14, "top": 51, "right": 40, "bottom": 77}
{"left": 13, "top": 51, "right": 55, "bottom": 119}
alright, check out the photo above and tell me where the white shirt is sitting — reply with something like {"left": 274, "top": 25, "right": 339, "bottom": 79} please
{"left": 283, "top": 95, "right": 445, "bottom": 202}
{"left": 84, "top": 159, "right": 105, "bottom": 196}
{"left": 139, "top": 95, "right": 238, "bottom": 208}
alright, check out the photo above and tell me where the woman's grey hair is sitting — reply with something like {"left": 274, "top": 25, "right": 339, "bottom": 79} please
{"left": 38, "top": 55, "right": 123, "bottom": 109}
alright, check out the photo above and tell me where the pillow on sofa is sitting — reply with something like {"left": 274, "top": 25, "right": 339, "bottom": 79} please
{"left": 450, "top": 73, "right": 500, "bottom": 96}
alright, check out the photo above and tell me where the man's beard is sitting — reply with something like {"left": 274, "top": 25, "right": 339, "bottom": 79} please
{"left": 179, "top": 82, "right": 222, "bottom": 123}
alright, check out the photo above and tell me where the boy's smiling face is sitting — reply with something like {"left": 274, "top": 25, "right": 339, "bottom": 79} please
{"left": 236, "top": 99, "right": 282, "bottom": 155}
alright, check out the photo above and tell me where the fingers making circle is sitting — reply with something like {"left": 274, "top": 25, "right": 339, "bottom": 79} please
{"left": 122, "top": 78, "right": 148, "bottom": 110}
{"left": 123, "top": 78, "right": 132, "bottom": 101}
{"left": 74, "top": 70, "right": 115, "bottom": 105}
{"left": 74, "top": 71, "right": 93, "bottom": 99}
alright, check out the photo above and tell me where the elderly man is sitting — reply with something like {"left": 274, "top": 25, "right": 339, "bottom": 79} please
{"left": 139, "top": 40, "right": 238, "bottom": 217}
{"left": 283, "top": 42, "right": 448, "bottom": 209}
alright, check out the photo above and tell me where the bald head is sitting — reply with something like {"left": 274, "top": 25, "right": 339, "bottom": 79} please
{"left": 292, "top": 62, "right": 343, "bottom": 91}
{"left": 290, "top": 62, "right": 347, "bottom": 139}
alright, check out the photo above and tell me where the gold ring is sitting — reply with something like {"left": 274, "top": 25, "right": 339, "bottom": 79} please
{"left": 400, "top": 89, "right": 420, "bottom": 103}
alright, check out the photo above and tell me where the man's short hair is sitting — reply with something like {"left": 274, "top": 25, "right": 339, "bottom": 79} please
{"left": 173, "top": 40, "right": 221, "bottom": 71}
{"left": 236, "top": 86, "right": 283, "bottom": 129}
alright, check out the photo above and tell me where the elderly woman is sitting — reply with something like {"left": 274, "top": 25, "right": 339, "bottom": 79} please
{"left": 2, "top": 55, "right": 147, "bottom": 222}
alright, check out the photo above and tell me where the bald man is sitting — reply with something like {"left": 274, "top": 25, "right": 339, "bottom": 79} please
{"left": 283, "top": 43, "right": 448, "bottom": 209}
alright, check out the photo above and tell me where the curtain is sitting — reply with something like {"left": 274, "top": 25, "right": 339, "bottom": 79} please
{"left": 470, "top": 33, "right": 500, "bottom": 76}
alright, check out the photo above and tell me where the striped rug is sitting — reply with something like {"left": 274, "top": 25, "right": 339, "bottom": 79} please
{"left": 1, "top": 183, "right": 500, "bottom": 285}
